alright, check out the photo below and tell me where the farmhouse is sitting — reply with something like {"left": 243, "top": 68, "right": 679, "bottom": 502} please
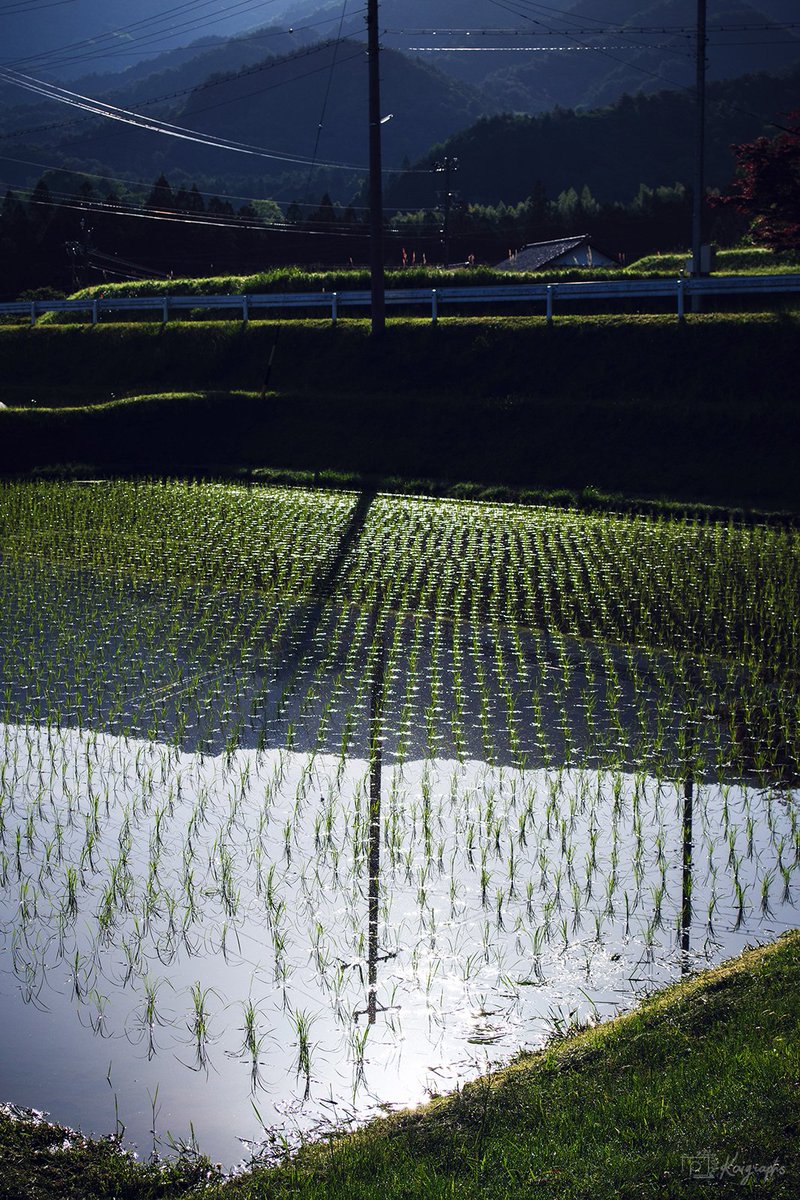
{"left": 498, "top": 235, "right": 618, "bottom": 270}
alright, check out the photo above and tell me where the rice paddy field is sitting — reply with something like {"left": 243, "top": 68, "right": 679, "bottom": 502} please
{"left": 0, "top": 480, "right": 798, "bottom": 1168}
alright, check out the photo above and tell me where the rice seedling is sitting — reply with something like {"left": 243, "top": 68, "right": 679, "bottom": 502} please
{"left": 186, "top": 982, "right": 218, "bottom": 1073}
{"left": 290, "top": 1008, "right": 316, "bottom": 1099}
{"left": 0, "top": 480, "right": 797, "bottom": 1161}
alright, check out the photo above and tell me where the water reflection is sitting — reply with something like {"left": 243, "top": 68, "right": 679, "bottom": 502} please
{"left": 0, "top": 717, "right": 797, "bottom": 1164}
{"left": 367, "top": 632, "right": 384, "bottom": 1026}
{"left": 0, "top": 501, "right": 797, "bottom": 1164}
{"left": 681, "top": 770, "right": 694, "bottom": 967}
{"left": 2, "top": 558, "right": 790, "bottom": 787}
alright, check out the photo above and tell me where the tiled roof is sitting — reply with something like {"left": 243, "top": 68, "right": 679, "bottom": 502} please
{"left": 498, "top": 236, "right": 592, "bottom": 271}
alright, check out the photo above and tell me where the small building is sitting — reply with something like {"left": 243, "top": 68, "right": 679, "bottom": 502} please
{"left": 498, "top": 236, "right": 618, "bottom": 271}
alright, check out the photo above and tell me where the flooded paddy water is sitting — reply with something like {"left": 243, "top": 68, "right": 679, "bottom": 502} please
{"left": 0, "top": 481, "right": 798, "bottom": 1165}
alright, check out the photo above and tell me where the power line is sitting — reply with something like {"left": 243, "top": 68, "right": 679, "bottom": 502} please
{"left": 485, "top": 0, "right": 698, "bottom": 89}
{"left": 24, "top": 12, "right": 347, "bottom": 71}
{"left": 2, "top": 0, "right": 287, "bottom": 74}
{"left": 7, "top": 184, "right": 379, "bottom": 238}
{"left": 0, "top": 39, "right": 364, "bottom": 143}
{"left": 384, "top": 22, "right": 800, "bottom": 37}
{"left": 0, "top": 44, "right": 440, "bottom": 178}
{"left": 404, "top": 45, "right": 687, "bottom": 53}
{"left": 2, "top": 7, "right": 792, "bottom": 198}
{"left": 0, "top": 151, "right": 375, "bottom": 212}
{"left": 0, "top": 0, "right": 78, "bottom": 13}
{"left": 304, "top": 0, "right": 351, "bottom": 199}
{"left": 0, "top": 59, "right": 373, "bottom": 172}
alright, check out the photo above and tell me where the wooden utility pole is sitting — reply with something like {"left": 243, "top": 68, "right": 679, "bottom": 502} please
{"left": 435, "top": 156, "right": 458, "bottom": 266}
{"left": 367, "top": 0, "right": 385, "bottom": 333}
{"left": 691, "top": 0, "right": 707, "bottom": 276}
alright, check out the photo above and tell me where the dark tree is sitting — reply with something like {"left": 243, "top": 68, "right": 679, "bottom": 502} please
{"left": 146, "top": 175, "right": 174, "bottom": 212}
{"left": 714, "top": 113, "right": 800, "bottom": 251}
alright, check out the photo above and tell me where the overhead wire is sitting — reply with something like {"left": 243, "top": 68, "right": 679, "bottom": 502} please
{"left": 0, "top": 58, "right": 374, "bottom": 172}
{"left": 0, "top": 38, "right": 367, "bottom": 144}
{"left": 303, "top": 0, "right": 351, "bottom": 199}
{"left": 398, "top": 22, "right": 800, "bottom": 52}
{"left": 0, "top": 0, "right": 78, "bottom": 12}
{"left": 484, "top": 0, "right": 696, "bottom": 83}
{"left": 1, "top": 2, "right": 794, "bottom": 199}
{"left": 0, "top": 152, "right": 376, "bottom": 213}
{"left": 0, "top": 41, "right": 439, "bottom": 177}
{"left": 32, "top": 11, "right": 350, "bottom": 71}
{"left": 385, "top": 24, "right": 800, "bottom": 36}
{"left": 2, "top": 0, "right": 288, "bottom": 74}
{"left": 8, "top": 184, "right": 390, "bottom": 240}
{"left": 487, "top": 1, "right": 799, "bottom": 140}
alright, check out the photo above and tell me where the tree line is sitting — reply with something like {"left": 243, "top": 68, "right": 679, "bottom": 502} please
{"left": 2, "top": 168, "right": 755, "bottom": 298}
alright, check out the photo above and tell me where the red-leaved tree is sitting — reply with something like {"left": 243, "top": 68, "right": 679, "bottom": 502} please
{"left": 714, "top": 113, "right": 800, "bottom": 252}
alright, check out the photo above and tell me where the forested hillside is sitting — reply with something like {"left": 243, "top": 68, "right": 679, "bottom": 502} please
{"left": 384, "top": 63, "right": 800, "bottom": 210}
{"left": 1, "top": 41, "right": 487, "bottom": 200}
{"left": 289, "top": 0, "right": 799, "bottom": 110}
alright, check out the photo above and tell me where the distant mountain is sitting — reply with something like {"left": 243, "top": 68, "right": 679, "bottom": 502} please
{"left": 4, "top": 0, "right": 795, "bottom": 103}
{"left": 0, "top": 0, "right": 301, "bottom": 78}
{"left": 473, "top": 0, "right": 800, "bottom": 112}
{"left": 175, "top": 39, "right": 487, "bottom": 169}
{"left": 0, "top": 21, "right": 323, "bottom": 127}
{"left": 6, "top": 40, "right": 489, "bottom": 198}
{"left": 374, "top": 0, "right": 799, "bottom": 108}
{"left": 384, "top": 62, "right": 800, "bottom": 209}
{"left": 286, "top": 0, "right": 799, "bottom": 109}
{"left": 2, "top": 0, "right": 796, "bottom": 208}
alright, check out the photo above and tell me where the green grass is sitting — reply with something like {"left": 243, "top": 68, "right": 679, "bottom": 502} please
{"left": 54, "top": 248, "right": 799, "bottom": 304}
{"left": 2, "top": 381, "right": 798, "bottom": 511}
{"left": 3, "top": 932, "right": 798, "bottom": 1199}
{"left": 62, "top": 265, "right": 636, "bottom": 302}
{"left": 217, "top": 931, "right": 800, "bottom": 1200}
{"left": 2, "top": 313, "right": 797, "bottom": 410}
{"left": 1, "top": 314, "right": 798, "bottom": 511}
{"left": 0, "top": 1108, "right": 221, "bottom": 1199}
{"left": 15, "top": 463, "right": 795, "bottom": 524}
{"left": 630, "top": 247, "right": 800, "bottom": 274}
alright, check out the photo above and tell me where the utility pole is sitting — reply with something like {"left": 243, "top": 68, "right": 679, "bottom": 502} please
{"left": 691, "top": 0, "right": 707, "bottom": 276}
{"left": 367, "top": 0, "right": 385, "bottom": 333}
{"left": 435, "top": 156, "right": 458, "bottom": 267}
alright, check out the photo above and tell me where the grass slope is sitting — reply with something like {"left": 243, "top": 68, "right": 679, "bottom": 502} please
{"left": 0, "top": 314, "right": 798, "bottom": 511}
{"left": 2, "top": 932, "right": 798, "bottom": 1199}
{"left": 59, "top": 249, "right": 799, "bottom": 301}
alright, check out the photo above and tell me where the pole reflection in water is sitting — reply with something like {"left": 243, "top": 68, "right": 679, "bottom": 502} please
{"left": 681, "top": 769, "right": 694, "bottom": 968}
{"left": 367, "top": 632, "right": 386, "bottom": 1024}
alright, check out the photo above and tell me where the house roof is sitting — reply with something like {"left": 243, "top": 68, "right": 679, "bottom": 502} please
{"left": 498, "top": 235, "right": 606, "bottom": 271}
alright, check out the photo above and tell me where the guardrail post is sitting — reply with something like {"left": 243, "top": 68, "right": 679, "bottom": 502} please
{"left": 30, "top": 302, "right": 37, "bottom": 327}
{"left": 431, "top": 289, "right": 438, "bottom": 326}
{"left": 162, "top": 296, "right": 169, "bottom": 325}
{"left": 91, "top": 299, "right": 99, "bottom": 326}
{"left": 677, "top": 278, "right": 685, "bottom": 322}
{"left": 332, "top": 292, "right": 338, "bottom": 328}
{"left": 546, "top": 284, "right": 554, "bottom": 325}
{"left": 242, "top": 295, "right": 249, "bottom": 324}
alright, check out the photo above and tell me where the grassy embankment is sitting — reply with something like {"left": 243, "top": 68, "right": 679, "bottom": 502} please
{"left": 2, "top": 931, "right": 798, "bottom": 1199}
{"left": 51, "top": 246, "right": 798, "bottom": 300}
{"left": 1, "top": 312, "right": 798, "bottom": 513}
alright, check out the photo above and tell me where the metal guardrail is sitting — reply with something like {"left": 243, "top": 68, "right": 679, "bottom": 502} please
{"left": 2, "top": 274, "right": 798, "bottom": 326}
